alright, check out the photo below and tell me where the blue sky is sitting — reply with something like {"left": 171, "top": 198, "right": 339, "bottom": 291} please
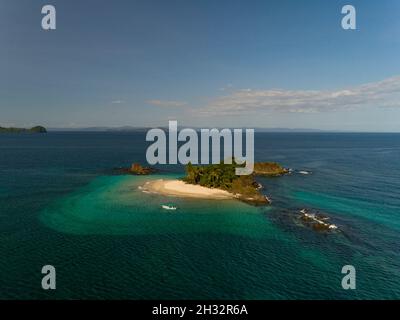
{"left": 1, "top": 0, "right": 400, "bottom": 131}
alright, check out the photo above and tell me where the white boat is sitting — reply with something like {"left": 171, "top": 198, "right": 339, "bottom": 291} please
{"left": 162, "top": 205, "right": 177, "bottom": 211}
{"left": 299, "top": 170, "right": 311, "bottom": 175}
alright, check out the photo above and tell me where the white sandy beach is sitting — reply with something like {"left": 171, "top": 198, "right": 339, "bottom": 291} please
{"left": 142, "top": 179, "right": 234, "bottom": 199}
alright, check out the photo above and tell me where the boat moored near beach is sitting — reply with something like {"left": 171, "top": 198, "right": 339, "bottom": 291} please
{"left": 161, "top": 204, "right": 177, "bottom": 211}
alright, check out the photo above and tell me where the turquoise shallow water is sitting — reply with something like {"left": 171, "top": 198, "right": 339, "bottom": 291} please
{"left": 40, "top": 174, "right": 275, "bottom": 238}
{"left": 0, "top": 132, "right": 399, "bottom": 299}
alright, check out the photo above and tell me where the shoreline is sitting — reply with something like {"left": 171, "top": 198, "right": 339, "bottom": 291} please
{"left": 141, "top": 179, "right": 235, "bottom": 200}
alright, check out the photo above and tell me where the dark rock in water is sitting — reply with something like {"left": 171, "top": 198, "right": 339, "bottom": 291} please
{"left": 236, "top": 193, "right": 271, "bottom": 206}
{"left": 299, "top": 209, "right": 338, "bottom": 232}
{"left": 115, "top": 163, "right": 157, "bottom": 175}
{"left": 129, "top": 163, "right": 156, "bottom": 175}
{"left": 254, "top": 182, "right": 263, "bottom": 190}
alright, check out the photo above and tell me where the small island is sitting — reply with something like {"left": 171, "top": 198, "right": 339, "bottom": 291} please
{"left": 253, "top": 162, "right": 289, "bottom": 176}
{"left": 116, "top": 163, "right": 157, "bottom": 175}
{"left": 0, "top": 126, "right": 47, "bottom": 133}
{"left": 141, "top": 160, "right": 288, "bottom": 205}
{"left": 130, "top": 163, "right": 157, "bottom": 175}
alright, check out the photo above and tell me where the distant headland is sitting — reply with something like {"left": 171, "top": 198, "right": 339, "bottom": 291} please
{"left": 0, "top": 126, "right": 47, "bottom": 133}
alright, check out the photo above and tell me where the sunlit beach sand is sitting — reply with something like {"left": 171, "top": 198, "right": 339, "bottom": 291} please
{"left": 142, "top": 179, "right": 235, "bottom": 199}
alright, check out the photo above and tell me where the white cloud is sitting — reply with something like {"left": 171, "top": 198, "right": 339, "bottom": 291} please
{"left": 202, "top": 76, "right": 400, "bottom": 115}
{"left": 146, "top": 99, "right": 187, "bottom": 107}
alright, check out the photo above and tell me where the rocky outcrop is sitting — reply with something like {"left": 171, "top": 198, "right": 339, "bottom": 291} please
{"left": 115, "top": 163, "right": 157, "bottom": 175}
{"left": 235, "top": 193, "right": 271, "bottom": 206}
{"left": 253, "top": 162, "right": 289, "bottom": 176}
{"left": 299, "top": 209, "right": 338, "bottom": 232}
{"left": 129, "top": 163, "right": 156, "bottom": 175}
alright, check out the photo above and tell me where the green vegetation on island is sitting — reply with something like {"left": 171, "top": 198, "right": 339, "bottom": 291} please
{"left": 129, "top": 163, "right": 156, "bottom": 175}
{"left": 253, "top": 162, "right": 289, "bottom": 176}
{"left": 183, "top": 160, "right": 287, "bottom": 205}
{"left": 0, "top": 126, "right": 47, "bottom": 133}
{"left": 116, "top": 160, "right": 288, "bottom": 205}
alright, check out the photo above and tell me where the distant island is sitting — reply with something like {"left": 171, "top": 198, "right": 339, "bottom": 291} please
{"left": 0, "top": 126, "right": 47, "bottom": 133}
{"left": 47, "top": 126, "right": 328, "bottom": 132}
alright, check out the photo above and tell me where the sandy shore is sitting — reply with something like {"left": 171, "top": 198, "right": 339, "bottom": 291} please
{"left": 141, "top": 179, "right": 234, "bottom": 199}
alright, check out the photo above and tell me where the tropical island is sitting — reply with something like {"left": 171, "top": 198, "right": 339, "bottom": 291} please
{"left": 141, "top": 160, "right": 289, "bottom": 205}
{"left": 0, "top": 126, "right": 47, "bottom": 133}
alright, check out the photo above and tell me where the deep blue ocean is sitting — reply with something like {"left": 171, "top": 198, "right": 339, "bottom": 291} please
{"left": 0, "top": 132, "right": 399, "bottom": 299}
